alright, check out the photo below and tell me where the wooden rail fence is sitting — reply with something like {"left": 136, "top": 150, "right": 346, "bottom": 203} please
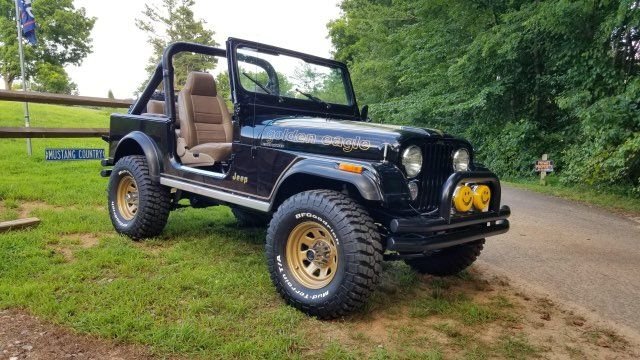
{"left": 0, "top": 127, "right": 108, "bottom": 138}
{"left": 0, "top": 90, "right": 130, "bottom": 138}
{"left": 0, "top": 90, "right": 132, "bottom": 108}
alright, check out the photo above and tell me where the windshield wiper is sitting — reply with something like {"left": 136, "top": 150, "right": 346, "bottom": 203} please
{"left": 242, "top": 72, "right": 273, "bottom": 95}
{"left": 295, "top": 88, "right": 330, "bottom": 109}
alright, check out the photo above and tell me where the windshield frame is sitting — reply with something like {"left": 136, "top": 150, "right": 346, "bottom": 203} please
{"left": 227, "top": 38, "right": 361, "bottom": 120}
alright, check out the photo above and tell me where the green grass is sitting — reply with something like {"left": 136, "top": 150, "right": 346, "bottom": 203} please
{"left": 0, "top": 101, "right": 114, "bottom": 128}
{"left": 0, "top": 102, "right": 554, "bottom": 359}
{"left": 504, "top": 176, "right": 640, "bottom": 215}
{"left": 499, "top": 336, "right": 539, "bottom": 359}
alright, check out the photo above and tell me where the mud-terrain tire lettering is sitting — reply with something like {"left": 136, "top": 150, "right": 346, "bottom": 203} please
{"left": 266, "top": 190, "right": 382, "bottom": 319}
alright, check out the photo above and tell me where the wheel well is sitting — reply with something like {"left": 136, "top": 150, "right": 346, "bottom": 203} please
{"left": 272, "top": 173, "right": 365, "bottom": 211}
{"left": 114, "top": 139, "right": 144, "bottom": 162}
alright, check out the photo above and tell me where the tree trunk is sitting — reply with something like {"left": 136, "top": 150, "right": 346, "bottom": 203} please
{"left": 4, "top": 77, "right": 12, "bottom": 90}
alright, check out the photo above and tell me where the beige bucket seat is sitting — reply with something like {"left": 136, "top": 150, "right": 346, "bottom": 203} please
{"left": 145, "top": 100, "right": 165, "bottom": 115}
{"left": 176, "top": 72, "right": 233, "bottom": 166}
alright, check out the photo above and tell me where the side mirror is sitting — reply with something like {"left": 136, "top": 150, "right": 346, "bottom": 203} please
{"left": 361, "top": 105, "right": 370, "bottom": 122}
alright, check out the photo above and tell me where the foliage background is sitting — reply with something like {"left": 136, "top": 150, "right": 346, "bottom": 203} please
{"left": 0, "top": 0, "right": 94, "bottom": 93}
{"left": 135, "top": 0, "right": 217, "bottom": 91}
{"left": 328, "top": 0, "right": 640, "bottom": 195}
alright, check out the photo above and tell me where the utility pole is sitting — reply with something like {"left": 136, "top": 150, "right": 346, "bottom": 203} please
{"left": 14, "top": 0, "right": 32, "bottom": 156}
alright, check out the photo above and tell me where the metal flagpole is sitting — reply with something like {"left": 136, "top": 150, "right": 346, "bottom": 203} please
{"left": 14, "top": 0, "right": 32, "bottom": 156}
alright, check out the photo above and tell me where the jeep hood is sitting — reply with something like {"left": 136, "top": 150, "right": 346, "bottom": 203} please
{"left": 257, "top": 117, "right": 459, "bottom": 161}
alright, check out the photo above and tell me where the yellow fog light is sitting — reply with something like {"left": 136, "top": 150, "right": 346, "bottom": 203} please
{"left": 452, "top": 185, "right": 473, "bottom": 212}
{"left": 472, "top": 185, "right": 491, "bottom": 211}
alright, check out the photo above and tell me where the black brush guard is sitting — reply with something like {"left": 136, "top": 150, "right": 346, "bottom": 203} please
{"left": 386, "top": 171, "right": 511, "bottom": 256}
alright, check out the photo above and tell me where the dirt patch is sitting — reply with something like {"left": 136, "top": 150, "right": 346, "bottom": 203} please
{"left": 61, "top": 233, "right": 102, "bottom": 249}
{"left": 17, "top": 201, "right": 58, "bottom": 219}
{"left": 15, "top": 201, "right": 105, "bottom": 219}
{"left": 51, "top": 247, "right": 75, "bottom": 262}
{"left": 313, "top": 266, "right": 640, "bottom": 359}
{"left": 50, "top": 233, "right": 105, "bottom": 262}
{"left": 0, "top": 309, "right": 160, "bottom": 360}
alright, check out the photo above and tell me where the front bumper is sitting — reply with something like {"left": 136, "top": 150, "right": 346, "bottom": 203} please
{"left": 386, "top": 171, "right": 511, "bottom": 254}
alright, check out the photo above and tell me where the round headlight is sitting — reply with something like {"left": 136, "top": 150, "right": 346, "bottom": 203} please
{"left": 402, "top": 145, "right": 423, "bottom": 178}
{"left": 453, "top": 149, "right": 470, "bottom": 172}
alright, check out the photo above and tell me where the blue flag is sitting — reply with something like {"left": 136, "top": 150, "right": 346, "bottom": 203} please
{"left": 19, "top": 0, "right": 36, "bottom": 45}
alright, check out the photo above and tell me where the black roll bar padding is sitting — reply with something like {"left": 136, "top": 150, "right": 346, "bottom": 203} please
{"left": 438, "top": 171, "right": 502, "bottom": 221}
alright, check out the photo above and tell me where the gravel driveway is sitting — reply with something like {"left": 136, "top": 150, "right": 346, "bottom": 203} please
{"left": 482, "top": 186, "right": 640, "bottom": 334}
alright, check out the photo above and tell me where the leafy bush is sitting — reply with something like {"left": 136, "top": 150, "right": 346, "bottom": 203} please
{"left": 329, "top": 0, "right": 639, "bottom": 196}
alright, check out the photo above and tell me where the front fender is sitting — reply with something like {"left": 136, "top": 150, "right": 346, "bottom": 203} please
{"left": 113, "top": 131, "right": 163, "bottom": 180}
{"left": 273, "top": 158, "right": 384, "bottom": 203}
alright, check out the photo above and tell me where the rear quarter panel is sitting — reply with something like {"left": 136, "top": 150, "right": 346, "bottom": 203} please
{"left": 108, "top": 114, "right": 173, "bottom": 159}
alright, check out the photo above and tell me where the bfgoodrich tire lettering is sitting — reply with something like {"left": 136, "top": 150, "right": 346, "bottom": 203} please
{"left": 107, "top": 155, "right": 171, "bottom": 240}
{"left": 266, "top": 190, "right": 382, "bottom": 319}
{"left": 404, "top": 239, "right": 485, "bottom": 276}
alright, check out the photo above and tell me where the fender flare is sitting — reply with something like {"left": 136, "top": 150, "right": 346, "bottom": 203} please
{"left": 113, "top": 131, "right": 163, "bottom": 180}
{"left": 271, "top": 159, "right": 384, "bottom": 209}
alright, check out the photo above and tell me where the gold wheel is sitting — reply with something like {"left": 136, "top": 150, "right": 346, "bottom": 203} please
{"left": 285, "top": 221, "right": 339, "bottom": 289}
{"left": 116, "top": 174, "right": 139, "bottom": 221}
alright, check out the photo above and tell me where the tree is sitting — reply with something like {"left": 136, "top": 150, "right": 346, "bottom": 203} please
{"left": 107, "top": 89, "right": 115, "bottom": 99}
{"left": 31, "top": 62, "right": 77, "bottom": 94}
{"left": 136, "top": 0, "right": 217, "bottom": 88}
{"left": 0, "top": 0, "right": 95, "bottom": 89}
{"left": 215, "top": 71, "right": 231, "bottom": 107}
{"left": 329, "top": 0, "right": 640, "bottom": 194}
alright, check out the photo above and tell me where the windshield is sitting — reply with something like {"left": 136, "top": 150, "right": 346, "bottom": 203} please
{"left": 236, "top": 46, "right": 351, "bottom": 106}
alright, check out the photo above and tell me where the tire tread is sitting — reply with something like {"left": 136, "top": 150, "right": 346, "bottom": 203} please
{"left": 108, "top": 155, "right": 171, "bottom": 240}
{"left": 405, "top": 240, "right": 485, "bottom": 276}
{"left": 266, "top": 190, "right": 382, "bottom": 319}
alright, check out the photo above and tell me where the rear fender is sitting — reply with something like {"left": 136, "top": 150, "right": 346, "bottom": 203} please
{"left": 113, "top": 131, "right": 163, "bottom": 181}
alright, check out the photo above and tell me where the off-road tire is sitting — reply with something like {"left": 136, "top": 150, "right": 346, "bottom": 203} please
{"left": 231, "top": 207, "right": 271, "bottom": 228}
{"left": 266, "top": 190, "right": 383, "bottom": 319}
{"left": 404, "top": 239, "right": 485, "bottom": 276}
{"left": 107, "top": 155, "right": 171, "bottom": 240}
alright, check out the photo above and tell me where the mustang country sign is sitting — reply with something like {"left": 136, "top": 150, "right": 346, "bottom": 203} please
{"left": 45, "top": 148, "right": 105, "bottom": 161}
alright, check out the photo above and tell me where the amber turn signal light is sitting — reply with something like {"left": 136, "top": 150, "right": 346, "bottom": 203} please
{"left": 472, "top": 185, "right": 491, "bottom": 211}
{"left": 452, "top": 185, "right": 473, "bottom": 212}
{"left": 338, "top": 163, "right": 364, "bottom": 174}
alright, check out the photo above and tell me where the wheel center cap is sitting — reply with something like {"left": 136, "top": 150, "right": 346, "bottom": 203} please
{"left": 306, "top": 250, "right": 316, "bottom": 262}
{"left": 312, "top": 241, "right": 332, "bottom": 266}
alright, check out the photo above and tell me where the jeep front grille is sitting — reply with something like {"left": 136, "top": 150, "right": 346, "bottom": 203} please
{"left": 418, "top": 142, "right": 456, "bottom": 211}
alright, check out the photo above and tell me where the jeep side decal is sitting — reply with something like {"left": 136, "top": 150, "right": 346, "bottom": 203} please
{"left": 262, "top": 129, "right": 371, "bottom": 152}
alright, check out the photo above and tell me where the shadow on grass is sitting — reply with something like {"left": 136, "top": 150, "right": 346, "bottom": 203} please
{"left": 163, "top": 206, "right": 266, "bottom": 244}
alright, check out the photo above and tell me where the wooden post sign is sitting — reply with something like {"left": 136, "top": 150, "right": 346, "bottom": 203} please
{"left": 535, "top": 154, "right": 554, "bottom": 185}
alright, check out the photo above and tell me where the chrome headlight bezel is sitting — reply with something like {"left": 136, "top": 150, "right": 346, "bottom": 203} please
{"left": 402, "top": 145, "right": 423, "bottom": 178}
{"left": 453, "top": 148, "right": 470, "bottom": 172}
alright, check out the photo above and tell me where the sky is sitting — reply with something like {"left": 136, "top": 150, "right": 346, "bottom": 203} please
{"left": 66, "top": 0, "right": 343, "bottom": 98}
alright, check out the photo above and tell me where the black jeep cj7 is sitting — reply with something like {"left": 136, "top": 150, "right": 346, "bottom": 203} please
{"left": 101, "top": 39, "right": 511, "bottom": 319}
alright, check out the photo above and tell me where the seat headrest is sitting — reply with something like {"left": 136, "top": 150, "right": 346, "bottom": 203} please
{"left": 184, "top": 72, "right": 217, "bottom": 97}
{"left": 147, "top": 100, "right": 165, "bottom": 114}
